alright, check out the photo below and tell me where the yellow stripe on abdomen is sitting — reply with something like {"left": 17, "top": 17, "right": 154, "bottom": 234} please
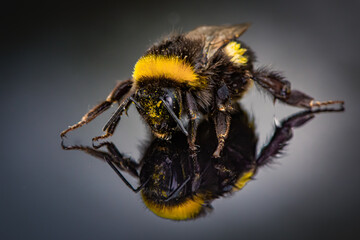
{"left": 232, "top": 168, "right": 255, "bottom": 192}
{"left": 141, "top": 192, "right": 205, "bottom": 220}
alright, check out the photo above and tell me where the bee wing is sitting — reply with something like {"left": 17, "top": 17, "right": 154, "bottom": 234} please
{"left": 186, "top": 23, "right": 251, "bottom": 63}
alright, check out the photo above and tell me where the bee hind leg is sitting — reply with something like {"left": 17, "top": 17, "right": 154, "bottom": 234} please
{"left": 60, "top": 79, "right": 133, "bottom": 138}
{"left": 252, "top": 68, "right": 344, "bottom": 109}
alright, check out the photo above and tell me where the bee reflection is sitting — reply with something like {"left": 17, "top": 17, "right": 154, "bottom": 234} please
{"left": 62, "top": 103, "right": 343, "bottom": 221}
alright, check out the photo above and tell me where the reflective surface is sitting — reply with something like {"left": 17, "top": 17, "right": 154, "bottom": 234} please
{"left": 61, "top": 104, "right": 344, "bottom": 221}
{"left": 1, "top": 0, "right": 359, "bottom": 239}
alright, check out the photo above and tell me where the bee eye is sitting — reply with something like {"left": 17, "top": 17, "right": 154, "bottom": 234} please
{"left": 165, "top": 96, "right": 173, "bottom": 107}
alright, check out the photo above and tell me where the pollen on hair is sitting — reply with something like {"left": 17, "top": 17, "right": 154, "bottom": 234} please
{"left": 224, "top": 41, "right": 248, "bottom": 66}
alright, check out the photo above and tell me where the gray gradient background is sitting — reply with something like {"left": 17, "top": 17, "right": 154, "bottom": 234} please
{"left": 1, "top": 0, "right": 359, "bottom": 239}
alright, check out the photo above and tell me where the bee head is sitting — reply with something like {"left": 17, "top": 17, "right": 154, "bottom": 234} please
{"left": 134, "top": 88, "right": 185, "bottom": 139}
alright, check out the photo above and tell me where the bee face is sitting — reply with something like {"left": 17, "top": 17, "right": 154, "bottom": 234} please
{"left": 135, "top": 87, "right": 182, "bottom": 139}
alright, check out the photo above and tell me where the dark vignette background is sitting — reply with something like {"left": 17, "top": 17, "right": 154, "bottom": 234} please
{"left": 1, "top": 0, "right": 359, "bottom": 239}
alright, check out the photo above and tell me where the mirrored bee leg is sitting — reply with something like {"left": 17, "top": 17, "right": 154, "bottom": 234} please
{"left": 256, "top": 107, "right": 344, "bottom": 166}
{"left": 252, "top": 69, "right": 344, "bottom": 109}
{"left": 93, "top": 141, "right": 139, "bottom": 177}
{"left": 212, "top": 84, "right": 232, "bottom": 158}
{"left": 60, "top": 79, "right": 133, "bottom": 138}
{"left": 62, "top": 141, "right": 139, "bottom": 176}
{"left": 94, "top": 142, "right": 149, "bottom": 192}
{"left": 107, "top": 159, "right": 149, "bottom": 193}
{"left": 61, "top": 141, "right": 146, "bottom": 192}
{"left": 185, "top": 92, "right": 201, "bottom": 187}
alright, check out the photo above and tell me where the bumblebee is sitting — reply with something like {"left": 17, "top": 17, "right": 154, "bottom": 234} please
{"left": 62, "top": 104, "right": 343, "bottom": 221}
{"left": 60, "top": 23, "right": 344, "bottom": 157}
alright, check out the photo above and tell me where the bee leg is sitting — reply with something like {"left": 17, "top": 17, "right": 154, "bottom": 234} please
{"left": 60, "top": 79, "right": 133, "bottom": 138}
{"left": 184, "top": 92, "right": 200, "bottom": 185}
{"left": 92, "top": 92, "right": 134, "bottom": 141}
{"left": 256, "top": 107, "right": 344, "bottom": 166}
{"left": 252, "top": 68, "right": 344, "bottom": 108}
{"left": 185, "top": 92, "right": 200, "bottom": 152}
{"left": 212, "top": 111, "right": 231, "bottom": 158}
{"left": 185, "top": 92, "right": 202, "bottom": 187}
{"left": 212, "top": 85, "right": 232, "bottom": 158}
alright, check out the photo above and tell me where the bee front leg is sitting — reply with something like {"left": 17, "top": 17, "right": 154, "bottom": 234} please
{"left": 185, "top": 92, "right": 202, "bottom": 188}
{"left": 92, "top": 94, "right": 134, "bottom": 142}
{"left": 60, "top": 79, "right": 133, "bottom": 138}
{"left": 212, "top": 85, "right": 232, "bottom": 158}
{"left": 185, "top": 92, "right": 200, "bottom": 152}
{"left": 252, "top": 68, "right": 344, "bottom": 108}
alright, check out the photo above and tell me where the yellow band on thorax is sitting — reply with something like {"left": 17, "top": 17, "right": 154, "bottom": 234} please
{"left": 132, "top": 55, "right": 207, "bottom": 88}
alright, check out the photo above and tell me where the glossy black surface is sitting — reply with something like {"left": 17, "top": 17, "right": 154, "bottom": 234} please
{"left": 1, "top": 0, "right": 359, "bottom": 239}
{"left": 61, "top": 105, "right": 344, "bottom": 222}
